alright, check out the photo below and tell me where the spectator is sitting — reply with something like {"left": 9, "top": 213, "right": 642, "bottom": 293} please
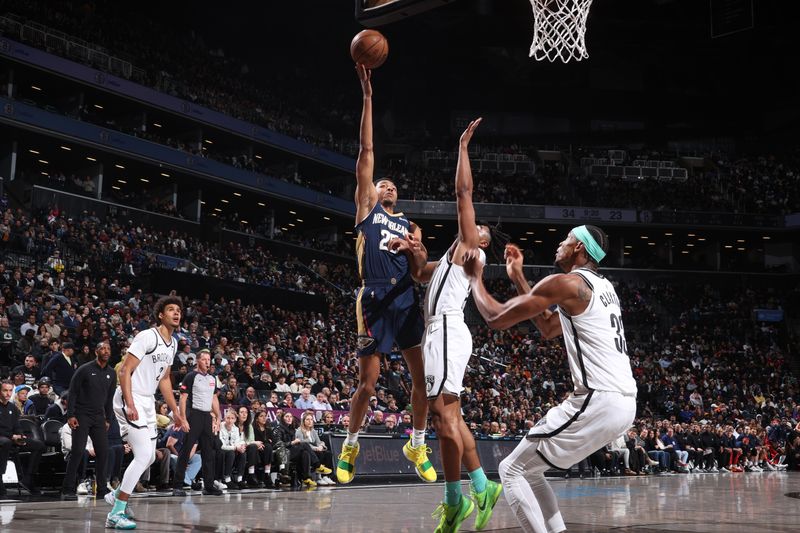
{"left": 274, "top": 375, "right": 291, "bottom": 394}
{"left": 235, "top": 405, "right": 260, "bottom": 488}
{"left": 12, "top": 355, "right": 40, "bottom": 387}
{"left": 312, "top": 392, "right": 332, "bottom": 412}
{"left": 16, "top": 330, "right": 37, "bottom": 362}
{"left": 0, "top": 380, "right": 44, "bottom": 495}
{"left": 20, "top": 314, "right": 38, "bottom": 337}
{"left": 164, "top": 424, "right": 202, "bottom": 491}
{"left": 12, "top": 384, "right": 32, "bottom": 413}
{"left": 218, "top": 409, "right": 247, "bottom": 490}
{"left": 295, "top": 388, "right": 314, "bottom": 410}
{"left": 385, "top": 414, "right": 399, "bottom": 434}
{"left": 240, "top": 387, "right": 258, "bottom": 408}
{"left": 42, "top": 341, "right": 78, "bottom": 395}
{"left": 0, "top": 317, "right": 19, "bottom": 362}
{"left": 24, "top": 377, "right": 54, "bottom": 415}
{"left": 46, "top": 392, "right": 69, "bottom": 423}
{"left": 276, "top": 411, "right": 319, "bottom": 488}
{"left": 250, "top": 410, "right": 276, "bottom": 488}
{"left": 367, "top": 410, "right": 386, "bottom": 433}
{"left": 296, "top": 412, "right": 334, "bottom": 485}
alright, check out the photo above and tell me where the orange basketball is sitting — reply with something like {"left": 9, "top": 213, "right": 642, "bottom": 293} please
{"left": 350, "top": 29, "right": 389, "bottom": 69}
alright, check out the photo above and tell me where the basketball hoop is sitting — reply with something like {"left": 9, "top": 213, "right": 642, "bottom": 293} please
{"left": 529, "top": 0, "right": 594, "bottom": 63}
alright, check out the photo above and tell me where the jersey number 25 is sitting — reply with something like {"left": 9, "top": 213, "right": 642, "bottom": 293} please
{"left": 378, "top": 230, "right": 398, "bottom": 254}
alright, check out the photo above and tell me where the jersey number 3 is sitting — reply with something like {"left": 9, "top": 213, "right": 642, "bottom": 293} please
{"left": 609, "top": 314, "right": 628, "bottom": 355}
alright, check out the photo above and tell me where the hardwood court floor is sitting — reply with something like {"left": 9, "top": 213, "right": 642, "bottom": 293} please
{"left": 1, "top": 472, "right": 798, "bottom": 532}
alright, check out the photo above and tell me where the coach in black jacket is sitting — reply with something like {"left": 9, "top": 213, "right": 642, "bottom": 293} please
{"left": 61, "top": 341, "right": 116, "bottom": 500}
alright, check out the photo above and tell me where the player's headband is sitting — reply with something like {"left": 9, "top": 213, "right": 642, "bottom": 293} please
{"left": 572, "top": 225, "right": 606, "bottom": 263}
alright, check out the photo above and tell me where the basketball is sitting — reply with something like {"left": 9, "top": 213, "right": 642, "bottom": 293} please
{"left": 350, "top": 29, "right": 389, "bottom": 69}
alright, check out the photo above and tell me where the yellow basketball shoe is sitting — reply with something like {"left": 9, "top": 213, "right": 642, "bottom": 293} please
{"left": 336, "top": 442, "right": 360, "bottom": 484}
{"left": 403, "top": 436, "right": 437, "bottom": 482}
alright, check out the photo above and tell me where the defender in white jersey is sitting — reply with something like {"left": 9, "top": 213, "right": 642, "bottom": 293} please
{"left": 105, "top": 295, "right": 187, "bottom": 530}
{"left": 463, "top": 225, "right": 637, "bottom": 533}
{"left": 393, "top": 118, "right": 507, "bottom": 532}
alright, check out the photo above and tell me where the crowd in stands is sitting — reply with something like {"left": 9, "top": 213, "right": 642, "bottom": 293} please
{"left": 392, "top": 148, "right": 800, "bottom": 215}
{"left": 1, "top": 194, "right": 798, "bottom": 494}
{"left": 4, "top": 2, "right": 800, "bottom": 219}
{"left": 1, "top": 0, "right": 359, "bottom": 156}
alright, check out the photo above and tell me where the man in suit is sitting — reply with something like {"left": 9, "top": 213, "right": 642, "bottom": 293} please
{"left": 42, "top": 342, "right": 78, "bottom": 395}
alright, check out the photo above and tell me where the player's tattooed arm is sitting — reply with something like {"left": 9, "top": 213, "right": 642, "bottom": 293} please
{"left": 578, "top": 285, "right": 592, "bottom": 302}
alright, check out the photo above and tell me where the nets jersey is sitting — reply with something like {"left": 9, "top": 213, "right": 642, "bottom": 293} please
{"left": 557, "top": 268, "right": 637, "bottom": 396}
{"left": 424, "top": 247, "right": 485, "bottom": 319}
{"left": 356, "top": 203, "right": 411, "bottom": 283}
{"left": 127, "top": 327, "right": 177, "bottom": 397}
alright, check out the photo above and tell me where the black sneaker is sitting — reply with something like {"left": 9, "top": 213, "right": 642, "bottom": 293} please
{"left": 172, "top": 488, "right": 187, "bottom": 497}
{"left": 246, "top": 478, "right": 260, "bottom": 488}
{"left": 202, "top": 487, "right": 223, "bottom": 496}
{"left": 61, "top": 491, "right": 78, "bottom": 501}
{"left": 227, "top": 481, "right": 241, "bottom": 491}
{"left": 190, "top": 481, "right": 203, "bottom": 491}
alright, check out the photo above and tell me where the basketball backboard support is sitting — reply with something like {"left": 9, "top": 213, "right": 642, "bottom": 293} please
{"left": 356, "top": 0, "right": 458, "bottom": 27}
{"left": 710, "top": 0, "right": 754, "bottom": 38}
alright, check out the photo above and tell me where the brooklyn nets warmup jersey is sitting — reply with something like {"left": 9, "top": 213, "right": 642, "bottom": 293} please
{"left": 557, "top": 268, "right": 637, "bottom": 396}
{"left": 126, "top": 327, "right": 177, "bottom": 397}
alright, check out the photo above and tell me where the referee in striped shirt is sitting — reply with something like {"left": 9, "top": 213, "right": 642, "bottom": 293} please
{"left": 172, "top": 349, "right": 223, "bottom": 496}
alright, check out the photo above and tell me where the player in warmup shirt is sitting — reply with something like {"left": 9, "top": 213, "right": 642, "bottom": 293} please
{"left": 335, "top": 63, "right": 434, "bottom": 485}
{"left": 462, "top": 226, "right": 637, "bottom": 533}
{"left": 393, "top": 119, "right": 505, "bottom": 532}
{"left": 105, "top": 296, "right": 188, "bottom": 530}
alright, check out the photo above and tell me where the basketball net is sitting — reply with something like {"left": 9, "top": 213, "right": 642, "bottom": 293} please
{"left": 529, "top": 0, "right": 594, "bottom": 63}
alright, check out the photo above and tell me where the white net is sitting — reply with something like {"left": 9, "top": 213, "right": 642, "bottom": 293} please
{"left": 529, "top": 0, "right": 594, "bottom": 63}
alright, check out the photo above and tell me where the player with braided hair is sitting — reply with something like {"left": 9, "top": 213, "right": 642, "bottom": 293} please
{"left": 392, "top": 118, "right": 504, "bottom": 532}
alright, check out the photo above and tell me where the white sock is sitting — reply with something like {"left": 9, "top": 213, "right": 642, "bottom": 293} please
{"left": 345, "top": 431, "right": 359, "bottom": 446}
{"left": 248, "top": 466, "right": 255, "bottom": 474}
{"left": 412, "top": 428, "right": 425, "bottom": 447}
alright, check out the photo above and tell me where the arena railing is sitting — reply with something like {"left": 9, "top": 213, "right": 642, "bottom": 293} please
{"left": 30, "top": 186, "right": 204, "bottom": 236}
{"left": 0, "top": 15, "right": 136, "bottom": 81}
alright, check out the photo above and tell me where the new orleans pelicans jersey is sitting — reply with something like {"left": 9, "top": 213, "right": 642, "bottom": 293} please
{"left": 126, "top": 327, "right": 177, "bottom": 397}
{"left": 355, "top": 203, "right": 411, "bottom": 283}
{"left": 557, "top": 268, "right": 637, "bottom": 396}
